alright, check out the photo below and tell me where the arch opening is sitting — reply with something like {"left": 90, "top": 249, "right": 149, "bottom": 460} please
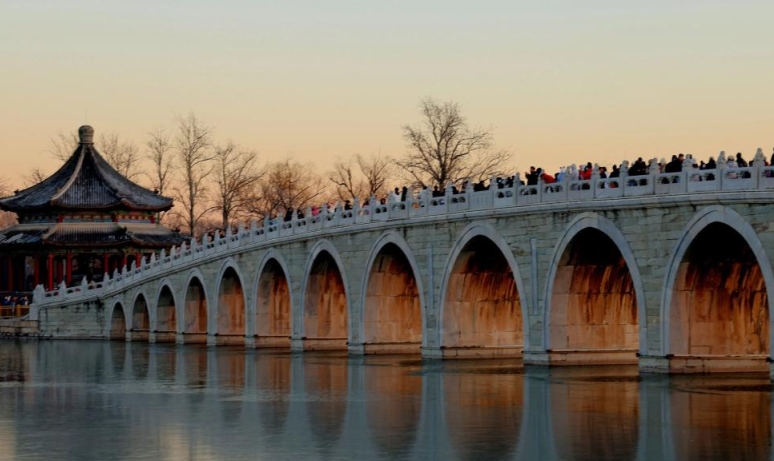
{"left": 110, "top": 303, "right": 126, "bottom": 340}
{"left": 363, "top": 243, "right": 422, "bottom": 354}
{"left": 156, "top": 285, "right": 177, "bottom": 343}
{"left": 303, "top": 251, "right": 348, "bottom": 350}
{"left": 442, "top": 236, "right": 522, "bottom": 357}
{"left": 255, "top": 259, "right": 291, "bottom": 348}
{"left": 183, "top": 277, "right": 208, "bottom": 344}
{"left": 549, "top": 228, "right": 638, "bottom": 364}
{"left": 669, "top": 222, "right": 769, "bottom": 371}
{"left": 131, "top": 294, "right": 150, "bottom": 341}
{"left": 217, "top": 267, "right": 245, "bottom": 346}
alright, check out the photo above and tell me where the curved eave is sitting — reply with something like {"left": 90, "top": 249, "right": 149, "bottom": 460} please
{"left": 0, "top": 136, "right": 175, "bottom": 213}
{"left": 0, "top": 195, "right": 174, "bottom": 213}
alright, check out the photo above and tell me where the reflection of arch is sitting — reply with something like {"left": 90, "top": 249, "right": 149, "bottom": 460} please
{"left": 550, "top": 368, "right": 639, "bottom": 461}
{"left": 155, "top": 280, "right": 178, "bottom": 342}
{"left": 438, "top": 223, "right": 528, "bottom": 356}
{"left": 365, "top": 358, "right": 422, "bottom": 457}
{"left": 109, "top": 301, "right": 127, "bottom": 340}
{"left": 183, "top": 270, "right": 209, "bottom": 343}
{"left": 256, "top": 354, "right": 291, "bottom": 435}
{"left": 300, "top": 240, "right": 350, "bottom": 349}
{"left": 214, "top": 258, "right": 247, "bottom": 345}
{"left": 543, "top": 213, "right": 646, "bottom": 361}
{"left": 131, "top": 291, "right": 150, "bottom": 341}
{"left": 253, "top": 250, "right": 293, "bottom": 348}
{"left": 662, "top": 207, "right": 773, "bottom": 365}
{"left": 670, "top": 375, "right": 771, "bottom": 460}
{"left": 360, "top": 232, "right": 425, "bottom": 353}
{"left": 443, "top": 362, "right": 523, "bottom": 460}
{"left": 154, "top": 347, "right": 177, "bottom": 383}
{"left": 304, "top": 356, "right": 348, "bottom": 452}
{"left": 218, "top": 351, "right": 245, "bottom": 426}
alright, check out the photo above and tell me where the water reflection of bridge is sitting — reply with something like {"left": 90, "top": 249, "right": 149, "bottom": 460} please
{"left": 0, "top": 342, "right": 771, "bottom": 460}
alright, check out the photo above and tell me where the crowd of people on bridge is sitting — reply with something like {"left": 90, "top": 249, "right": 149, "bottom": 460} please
{"left": 267, "top": 148, "right": 774, "bottom": 225}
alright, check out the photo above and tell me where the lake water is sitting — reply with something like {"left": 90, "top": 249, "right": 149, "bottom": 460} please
{"left": 0, "top": 341, "right": 770, "bottom": 461}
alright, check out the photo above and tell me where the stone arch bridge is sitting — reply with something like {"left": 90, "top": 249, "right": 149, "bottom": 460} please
{"left": 30, "top": 162, "right": 774, "bottom": 375}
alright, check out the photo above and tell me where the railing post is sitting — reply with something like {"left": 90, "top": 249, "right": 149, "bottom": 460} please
{"left": 592, "top": 163, "right": 600, "bottom": 198}
{"left": 717, "top": 151, "right": 727, "bottom": 189}
{"left": 753, "top": 147, "right": 765, "bottom": 189}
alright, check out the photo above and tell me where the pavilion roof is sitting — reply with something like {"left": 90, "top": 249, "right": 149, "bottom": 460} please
{"left": 0, "top": 222, "right": 187, "bottom": 249}
{"left": 0, "top": 125, "right": 173, "bottom": 213}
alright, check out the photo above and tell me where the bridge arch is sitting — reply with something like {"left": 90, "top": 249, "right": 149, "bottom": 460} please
{"left": 253, "top": 250, "right": 293, "bottom": 348}
{"left": 182, "top": 269, "right": 209, "bottom": 343}
{"left": 107, "top": 300, "right": 127, "bottom": 339}
{"left": 154, "top": 279, "right": 178, "bottom": 342}
{"left": 661, "top": 206, "right": 774, "bottom": 368}
{"left": 359, "top": 231, "right": 426, "bottom": 353}
{"left": 300, "top": 239, "right": 350, "bottom": 349}
{"left": 543, "top": 213, "right": 646, "bottom": 361}
{"left": 438, "top": 222, "right": 529, "bottom": 357}
{"left": 214, "top": 257, "right": 248, "bottom": 345}
{"left": 131, "top": 290, "right": 151, "bottom": 341}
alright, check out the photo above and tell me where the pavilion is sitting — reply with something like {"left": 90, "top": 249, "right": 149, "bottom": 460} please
{"left": 0, "top": 125, "right": 186, "bottom": 294}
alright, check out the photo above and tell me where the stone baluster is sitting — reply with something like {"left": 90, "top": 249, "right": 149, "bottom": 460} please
{"left": 619, "top": 160, "right": 629, "bottom": 189}
{"left": 648, "top": 158, "right": 660, "bottom": 177}
{"left": 753, "top": 148, "right": 766, "bottom": 186}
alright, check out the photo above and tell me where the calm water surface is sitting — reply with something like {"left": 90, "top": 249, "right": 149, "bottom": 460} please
{"left": 0, "top": 341, "right": 770, "bottom": 461}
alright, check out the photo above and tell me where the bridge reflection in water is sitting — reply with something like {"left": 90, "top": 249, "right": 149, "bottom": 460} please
{"left": 0, "top": 341, "right": 771, "bottom": 461}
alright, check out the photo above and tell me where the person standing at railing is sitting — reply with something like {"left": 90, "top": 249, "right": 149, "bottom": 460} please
{"left": 736, "top": 152, "right": 752, "bottom": 178}
{"left": 727, "top": 156, "right": 739, "bottom": 179}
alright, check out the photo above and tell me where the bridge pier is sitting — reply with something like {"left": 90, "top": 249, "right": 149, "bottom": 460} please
{"left": 524, "top": 350, "right": 638, "bottom": 366}
{"left": 638, "top": 355, "right": 769, "bottom": 374}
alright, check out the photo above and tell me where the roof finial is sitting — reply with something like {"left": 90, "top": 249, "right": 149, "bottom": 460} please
{"left": 78, "top": 125, "right": 94, "bottom": 144}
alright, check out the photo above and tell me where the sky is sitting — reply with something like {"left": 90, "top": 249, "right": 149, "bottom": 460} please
{"left": 1, "top": 0, "right": 774, "bottom": 188}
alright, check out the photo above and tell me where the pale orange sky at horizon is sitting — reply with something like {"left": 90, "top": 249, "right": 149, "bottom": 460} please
{"left": 2, "top": 0, "right": 774, "bottom": 190}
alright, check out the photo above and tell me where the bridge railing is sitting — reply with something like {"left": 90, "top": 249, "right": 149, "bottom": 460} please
{"left": 30, "top": 149, "right": 774, "bottom": 311}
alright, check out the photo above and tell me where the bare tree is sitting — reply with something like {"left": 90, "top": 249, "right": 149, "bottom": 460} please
{"left": 23, "top": 167, "right": 49, "bottom": 187}
{"left": 48, "top": 130, "right": 142, "bottom": 182}
{"left": 251, "top": 159, "right": 326, "bottom": 219}
{"left": 398, "top": 98, "right": 511, "bottom": 188}
{"left": 0, "top": 177, "right": 16, "bottom": 230}
{"left": 48, "top": 131, "right": 79, "bottom": 162}
{"left": 357, "top": 153, "right": 392, "bottom": 199}
{"left": 329, "top": 158, "right": 360, "bottom": 202}
{"left": 212, "top": 141, "right": 262, "bottom": 229}
{"left": 99, "top": 132, "right": 141, "bottom": 181}
{"left": 329, "top": 152, "right": 392, "bottom": 201}
{"left": 172, "top": 113, "right": 214, "bottom": 236}
{"left": 145, "top": 127, "right": 175, "bottom": 197}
